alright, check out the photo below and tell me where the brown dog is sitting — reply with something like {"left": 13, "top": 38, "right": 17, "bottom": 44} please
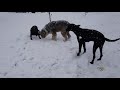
{"left": 40, "top": 20, "right": 71, "bottom": 41}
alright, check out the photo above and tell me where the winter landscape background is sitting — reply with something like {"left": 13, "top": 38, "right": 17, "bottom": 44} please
{"left": 0, "top": 12, "right": 120, "bottom": 78}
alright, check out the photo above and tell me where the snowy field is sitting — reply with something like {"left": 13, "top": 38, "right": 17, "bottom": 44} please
{"left": 0, "top": 12, "right": 120, "bottom": 78}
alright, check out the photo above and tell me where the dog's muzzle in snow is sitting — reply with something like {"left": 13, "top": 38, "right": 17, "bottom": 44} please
{"left": 40, "top": 29, "right": 49, "bottom": 38}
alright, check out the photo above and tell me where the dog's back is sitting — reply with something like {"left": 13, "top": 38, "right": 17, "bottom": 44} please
{"left": 78, "top": 29, "right": 105, "bottom": 42}
{"left": 43, "top": 20, "right": 70, "bottom": 33}
{"left": 68, "top": 24, "right": 105, "bottom": 42}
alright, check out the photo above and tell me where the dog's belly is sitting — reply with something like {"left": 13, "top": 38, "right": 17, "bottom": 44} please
{"left": 51, "top": 29, "right": 66, "bottom": 33}
{"left": 83, "top": 37, "right": 99, "bottom": 42}
{"left": 55, "top": 25, "right": 67, "bottom": 32}
{"left": 84, "top": 39, "right": 91, "bottom": 42}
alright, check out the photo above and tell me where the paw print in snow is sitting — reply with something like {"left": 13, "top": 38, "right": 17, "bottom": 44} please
{"left": 29, "top": 57, "right": 34, "bottom": 60}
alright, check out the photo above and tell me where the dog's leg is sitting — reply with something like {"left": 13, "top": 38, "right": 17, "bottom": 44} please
{"left": 77, "top": 36, "right": 82, "bottom": 56}
{"left": 83, "top": 42, "right": 86, "bottom": 53}
{"left": 38, "top": 35, "right": 41, "bottom": 39}
{"left": 77, "top": 42, "right": 82, "bottom": 56}
{"left": 52, "top": 32, "right": 57, "bottom": 41}
{"left": 90, "top": 42, "right": 98, "bottom": 64}
{"left": 30, "top": 34, "right": 32, "bottom": 40}
{"left": 97, "top": 41, "right": 105, "bottom": 60}
{"left": 67, "top": 32, "right": 71, "bottom": 39}
{"left": 97, "top": 46, "right": 103, "bottom": 61}
{"left": 61, "top": 32, "right": 68, "bottom": 41}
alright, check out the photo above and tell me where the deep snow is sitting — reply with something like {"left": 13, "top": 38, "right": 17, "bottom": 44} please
{"left": 0, "top": 12, "right": 120, "bottom": 78}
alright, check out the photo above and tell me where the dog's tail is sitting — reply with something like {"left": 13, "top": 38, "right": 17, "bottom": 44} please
{"left": 105, "top": 37, "right": 120, "bottom": 42}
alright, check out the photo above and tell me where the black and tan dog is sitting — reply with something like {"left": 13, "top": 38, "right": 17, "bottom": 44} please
{"left": 40, "top": 20, "right": 71, "bottom": 41}
{"left": 30, "top": 25, "right": 41, "bottom": 40}
{"left": 66, "top": 24, "right": 120, "bottom": 64}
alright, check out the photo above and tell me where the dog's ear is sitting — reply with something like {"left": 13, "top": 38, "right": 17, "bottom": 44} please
{"left": 76, "top": 25, "right": 80, "bottom": 27}
{"left": 70, "top": 24, "right": 76, "bottom": 27}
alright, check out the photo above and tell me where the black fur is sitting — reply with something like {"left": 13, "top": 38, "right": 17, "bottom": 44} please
{"left": 30, "top": 25, "right": 41, "bottom": 40}
{"left": 66, "top": 24, "right": 120, "bottom": 64}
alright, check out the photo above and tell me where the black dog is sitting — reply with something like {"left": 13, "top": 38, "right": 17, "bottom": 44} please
{"left": 66, "top": 24, "right": 120, "bottom": 64}
{"left": 30, "top": 25, "right": 41, "bottom": 40}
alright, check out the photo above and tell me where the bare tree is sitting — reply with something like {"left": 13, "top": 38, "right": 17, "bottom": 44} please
{"left": 85, "top": 12, "right": 88, "bottom": 16}
{"left": 48, "top": 12, "right": 52, "bottom": 22}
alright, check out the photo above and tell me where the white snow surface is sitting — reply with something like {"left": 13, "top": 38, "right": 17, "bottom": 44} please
{"left": 0, "top": 12, "right": 120, "bottom": 78}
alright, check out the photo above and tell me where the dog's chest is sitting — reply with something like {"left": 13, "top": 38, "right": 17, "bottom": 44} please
{"left": 79, "top": 36, "right": 82, "bottom": 39}
{"left": 80, "top": 34, "right": 97, "bottom": 42}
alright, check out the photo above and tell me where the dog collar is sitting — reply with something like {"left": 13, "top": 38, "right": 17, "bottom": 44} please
{"left": 42, "top": 27, "right": 48, "bottom": 34}
{"left": 44, "top": 28, "right": 51, "bottom": 33}
{"left": 44, "top": 29, "right": 49, "bottom": 33}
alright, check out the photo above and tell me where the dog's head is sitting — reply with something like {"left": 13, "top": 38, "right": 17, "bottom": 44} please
{"left": 66, "top": 24, "right": 80, "bottom": 32}
{"left": 31, "top": 25, "right": 38, "bottom": 31}
{"left": 40, "top": 29, "right": 48, "bottom": 38}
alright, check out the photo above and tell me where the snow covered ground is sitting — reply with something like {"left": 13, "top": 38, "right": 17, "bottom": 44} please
{"left": 0, "top": 12, "right": 120, "bottom": 78}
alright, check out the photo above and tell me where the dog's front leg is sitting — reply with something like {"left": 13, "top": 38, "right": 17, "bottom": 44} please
{"left": 52, "top": 32, "right": 57, "bottom": 41}
{"left": 83, "top": 42, "right": 86, "bottom": 53}
{"left": 38, "top": 35, "right": 41, "bottom": 39}
{"left": 77, "top": 36, "right": 82, "bottom": 56}
{"left": 77, "top": 43, "right": 82, "bottom": 56}
{"left": 61, "top": 32, "right": 68, "bottom": 42}
{"left": 30, "top": 34, "right": 32, "bottom": 40}
{"left": 67, "top": 31, "right": 71, "bottom": 39}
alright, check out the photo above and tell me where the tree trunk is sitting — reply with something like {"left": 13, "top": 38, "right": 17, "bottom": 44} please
{"left": 48, "top": 12, "right": 51, "bottom": 22}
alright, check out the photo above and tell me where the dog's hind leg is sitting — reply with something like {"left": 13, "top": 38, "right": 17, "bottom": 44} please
{"left": 90, "top": 42, "right": 99, "bottom": 64}
{"left": 97, "top": 41, "right": 105, "bottom": 61}
{"left": 97, "top": 46, "right": 103, "bottom": 61}
{"left": 83, "top": 42, "right": 86, "bottom": 53}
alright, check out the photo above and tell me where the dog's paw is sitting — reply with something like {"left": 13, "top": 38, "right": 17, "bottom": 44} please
{"left": 83, "top": 51, "right": 86, "bottom": 54}
{"left": 52, "top": 38, "right": 57, "bottom": 41}
{"left": 77, "top": 53, "right": 80, "bottom": 56}
{"left": 90, "top": 61, "right": 94, "bottom": 64}
{"left": 97, "top": 58, "right": 101, "bottom": 61}
{"left": 63, "top": 39, "right": 67, "bottom": 42}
